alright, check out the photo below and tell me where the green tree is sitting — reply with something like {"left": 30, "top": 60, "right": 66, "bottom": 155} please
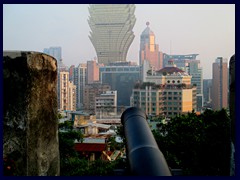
{"left": 153, "top": 109, "right": 231, "bottom": 175}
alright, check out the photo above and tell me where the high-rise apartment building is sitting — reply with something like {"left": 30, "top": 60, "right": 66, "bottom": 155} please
{"left": 83, "top": 83, "right": 111, "bottom": 113}
{"left": 87, "top": 60, "right": 100, "bottom": 84}
{"left": 43, "top": 46, "right": 62, "bottom": 63}
{"left": 203, "top": 79, "right": 212, "bottom": 106}
{"left": 139, "top": 22, "right": 163, "bottom": 70}
{"left": 74, "top": 63, "right": 87, "bottom": 110}
{"left": 88, "top": 4, "right": 136, "bottom": 65}
{"left": 211, "top": 57, "right": 228, "bottom": 110}
{"left": 58, "top": 71, "right": 76, "bottom": 111}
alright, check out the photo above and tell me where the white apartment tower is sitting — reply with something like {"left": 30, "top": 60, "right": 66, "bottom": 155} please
{"left": 58, "top": 71, "right": 76, "bottom": 111}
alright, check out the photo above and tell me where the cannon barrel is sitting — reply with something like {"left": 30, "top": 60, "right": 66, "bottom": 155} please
{"left": 121, "top": 107, "right": 172, "bottom": 176}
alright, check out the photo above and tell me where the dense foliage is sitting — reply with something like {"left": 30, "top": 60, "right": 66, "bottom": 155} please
{"left": 153, "top": 109, "right": 231, "bottom": 175}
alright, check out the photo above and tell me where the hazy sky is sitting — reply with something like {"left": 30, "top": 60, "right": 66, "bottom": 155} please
{"left": 3, "top": 4, "right": 235, "bottom": 79}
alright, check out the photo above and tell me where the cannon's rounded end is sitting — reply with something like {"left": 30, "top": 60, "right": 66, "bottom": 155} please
{"left": 121, "top": 107, "right": 147, "bottom": 125}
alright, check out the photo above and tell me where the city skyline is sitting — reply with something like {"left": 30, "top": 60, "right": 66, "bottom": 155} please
{"left": 3, "top": 4, "right": 235, "bottom": 79}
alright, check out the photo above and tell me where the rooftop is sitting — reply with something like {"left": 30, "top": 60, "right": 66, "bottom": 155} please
{"left": 74, "top": 143, "right": 107, "bottom": 152}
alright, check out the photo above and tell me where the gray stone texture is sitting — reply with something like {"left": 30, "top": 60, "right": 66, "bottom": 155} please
{"left": 3, "top": 51, "right": 60, "bottom": 176}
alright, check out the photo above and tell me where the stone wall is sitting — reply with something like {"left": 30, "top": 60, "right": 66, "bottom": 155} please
{"left": 3, "top": 51, "right": 60, "bottom": 176}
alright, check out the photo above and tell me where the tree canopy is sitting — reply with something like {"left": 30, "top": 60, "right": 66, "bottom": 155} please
{"left": 153, "top": 109, "right": 231, "bottom": 175}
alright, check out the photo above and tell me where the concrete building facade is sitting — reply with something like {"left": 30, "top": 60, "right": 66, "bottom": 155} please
{"left": 95, "top": 91, "right": 117, "bottom": 117}
{"left": 211, "top": 57, "right": 228, "bottom": 110}
{"left": 83, "top": 83, "right": 111, "bottom": 113}
{"left": 58, "top": 71, "right": 76, "bottom": 111}
{"left": 132, "top": 83, "right": 196, "bottom": 117}
{"left": 163, "top": 54, "right": 203, "bottom": 112}
{"left": 203, "top": 79, "right": 212, "bottom": 107}
{"left": 132, "top": 60, "right": 197, "bottom": 117}
{"left": 87, "top": 60, "right": 100, "bottom": 84}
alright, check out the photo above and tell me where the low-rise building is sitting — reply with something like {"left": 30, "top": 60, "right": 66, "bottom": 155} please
{"left": 95, "top": 91, "right": 117, "bottom": 117}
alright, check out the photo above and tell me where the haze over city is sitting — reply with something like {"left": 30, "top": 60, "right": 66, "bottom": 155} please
{"left": 3, "top": 4, "right": 235, "bottom": 79}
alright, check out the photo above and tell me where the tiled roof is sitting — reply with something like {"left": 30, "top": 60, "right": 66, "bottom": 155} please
{"left": 74, "top": 143, "right": 107, "bottom": 152}
{"left": 157, "top": 67, "right": 185, "bottom": 74}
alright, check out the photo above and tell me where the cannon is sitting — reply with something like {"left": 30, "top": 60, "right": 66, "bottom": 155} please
{"left": 121, "top": 107, "right": 172, "bottom": 176}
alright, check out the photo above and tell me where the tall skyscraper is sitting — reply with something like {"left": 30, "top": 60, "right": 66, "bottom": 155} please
{"left": 74, "top": 63, "right": 87, "bottom": 110}
{"left": 211, "top": 57, "right": 228, "bottom": 110}
{"left": 43, "top": 46, "right": 62, "bottom": 63}
{"left": 139, "top": 22, "right": 163, "bottom": 70}
{"left": 88, "top": 4, "right": 136, "bottom": 65}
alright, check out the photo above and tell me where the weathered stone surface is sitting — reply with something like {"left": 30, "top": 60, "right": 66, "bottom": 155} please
{"left": 3, "top": 51, "right": 60, "bottom": 176}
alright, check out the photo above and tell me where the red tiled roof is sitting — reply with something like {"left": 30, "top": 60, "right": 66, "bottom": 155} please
{"left": 74, "top": 143, "right": 107, "bottom": 152}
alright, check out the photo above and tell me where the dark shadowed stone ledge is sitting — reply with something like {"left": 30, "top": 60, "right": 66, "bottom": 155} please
{"left": 3, "top": 51, "right": 60, "bottom": 176}
{"left": 229, "top": 54, "right": 235, "bottom": 176}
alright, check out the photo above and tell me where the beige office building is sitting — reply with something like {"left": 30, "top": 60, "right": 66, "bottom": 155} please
{"left": 132, "top": 61, "right": 196, "bottom": 117}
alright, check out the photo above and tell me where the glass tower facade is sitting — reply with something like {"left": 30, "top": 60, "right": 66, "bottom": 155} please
{"left": 100, "top": 65, "right": 140, "bottom": 107}
{"left": 88, "top": 4, "right": 136, "bottom": 65}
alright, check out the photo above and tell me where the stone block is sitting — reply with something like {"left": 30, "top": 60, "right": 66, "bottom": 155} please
{"left": 3, "top": 51, "right": 60, "bottom": 176}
